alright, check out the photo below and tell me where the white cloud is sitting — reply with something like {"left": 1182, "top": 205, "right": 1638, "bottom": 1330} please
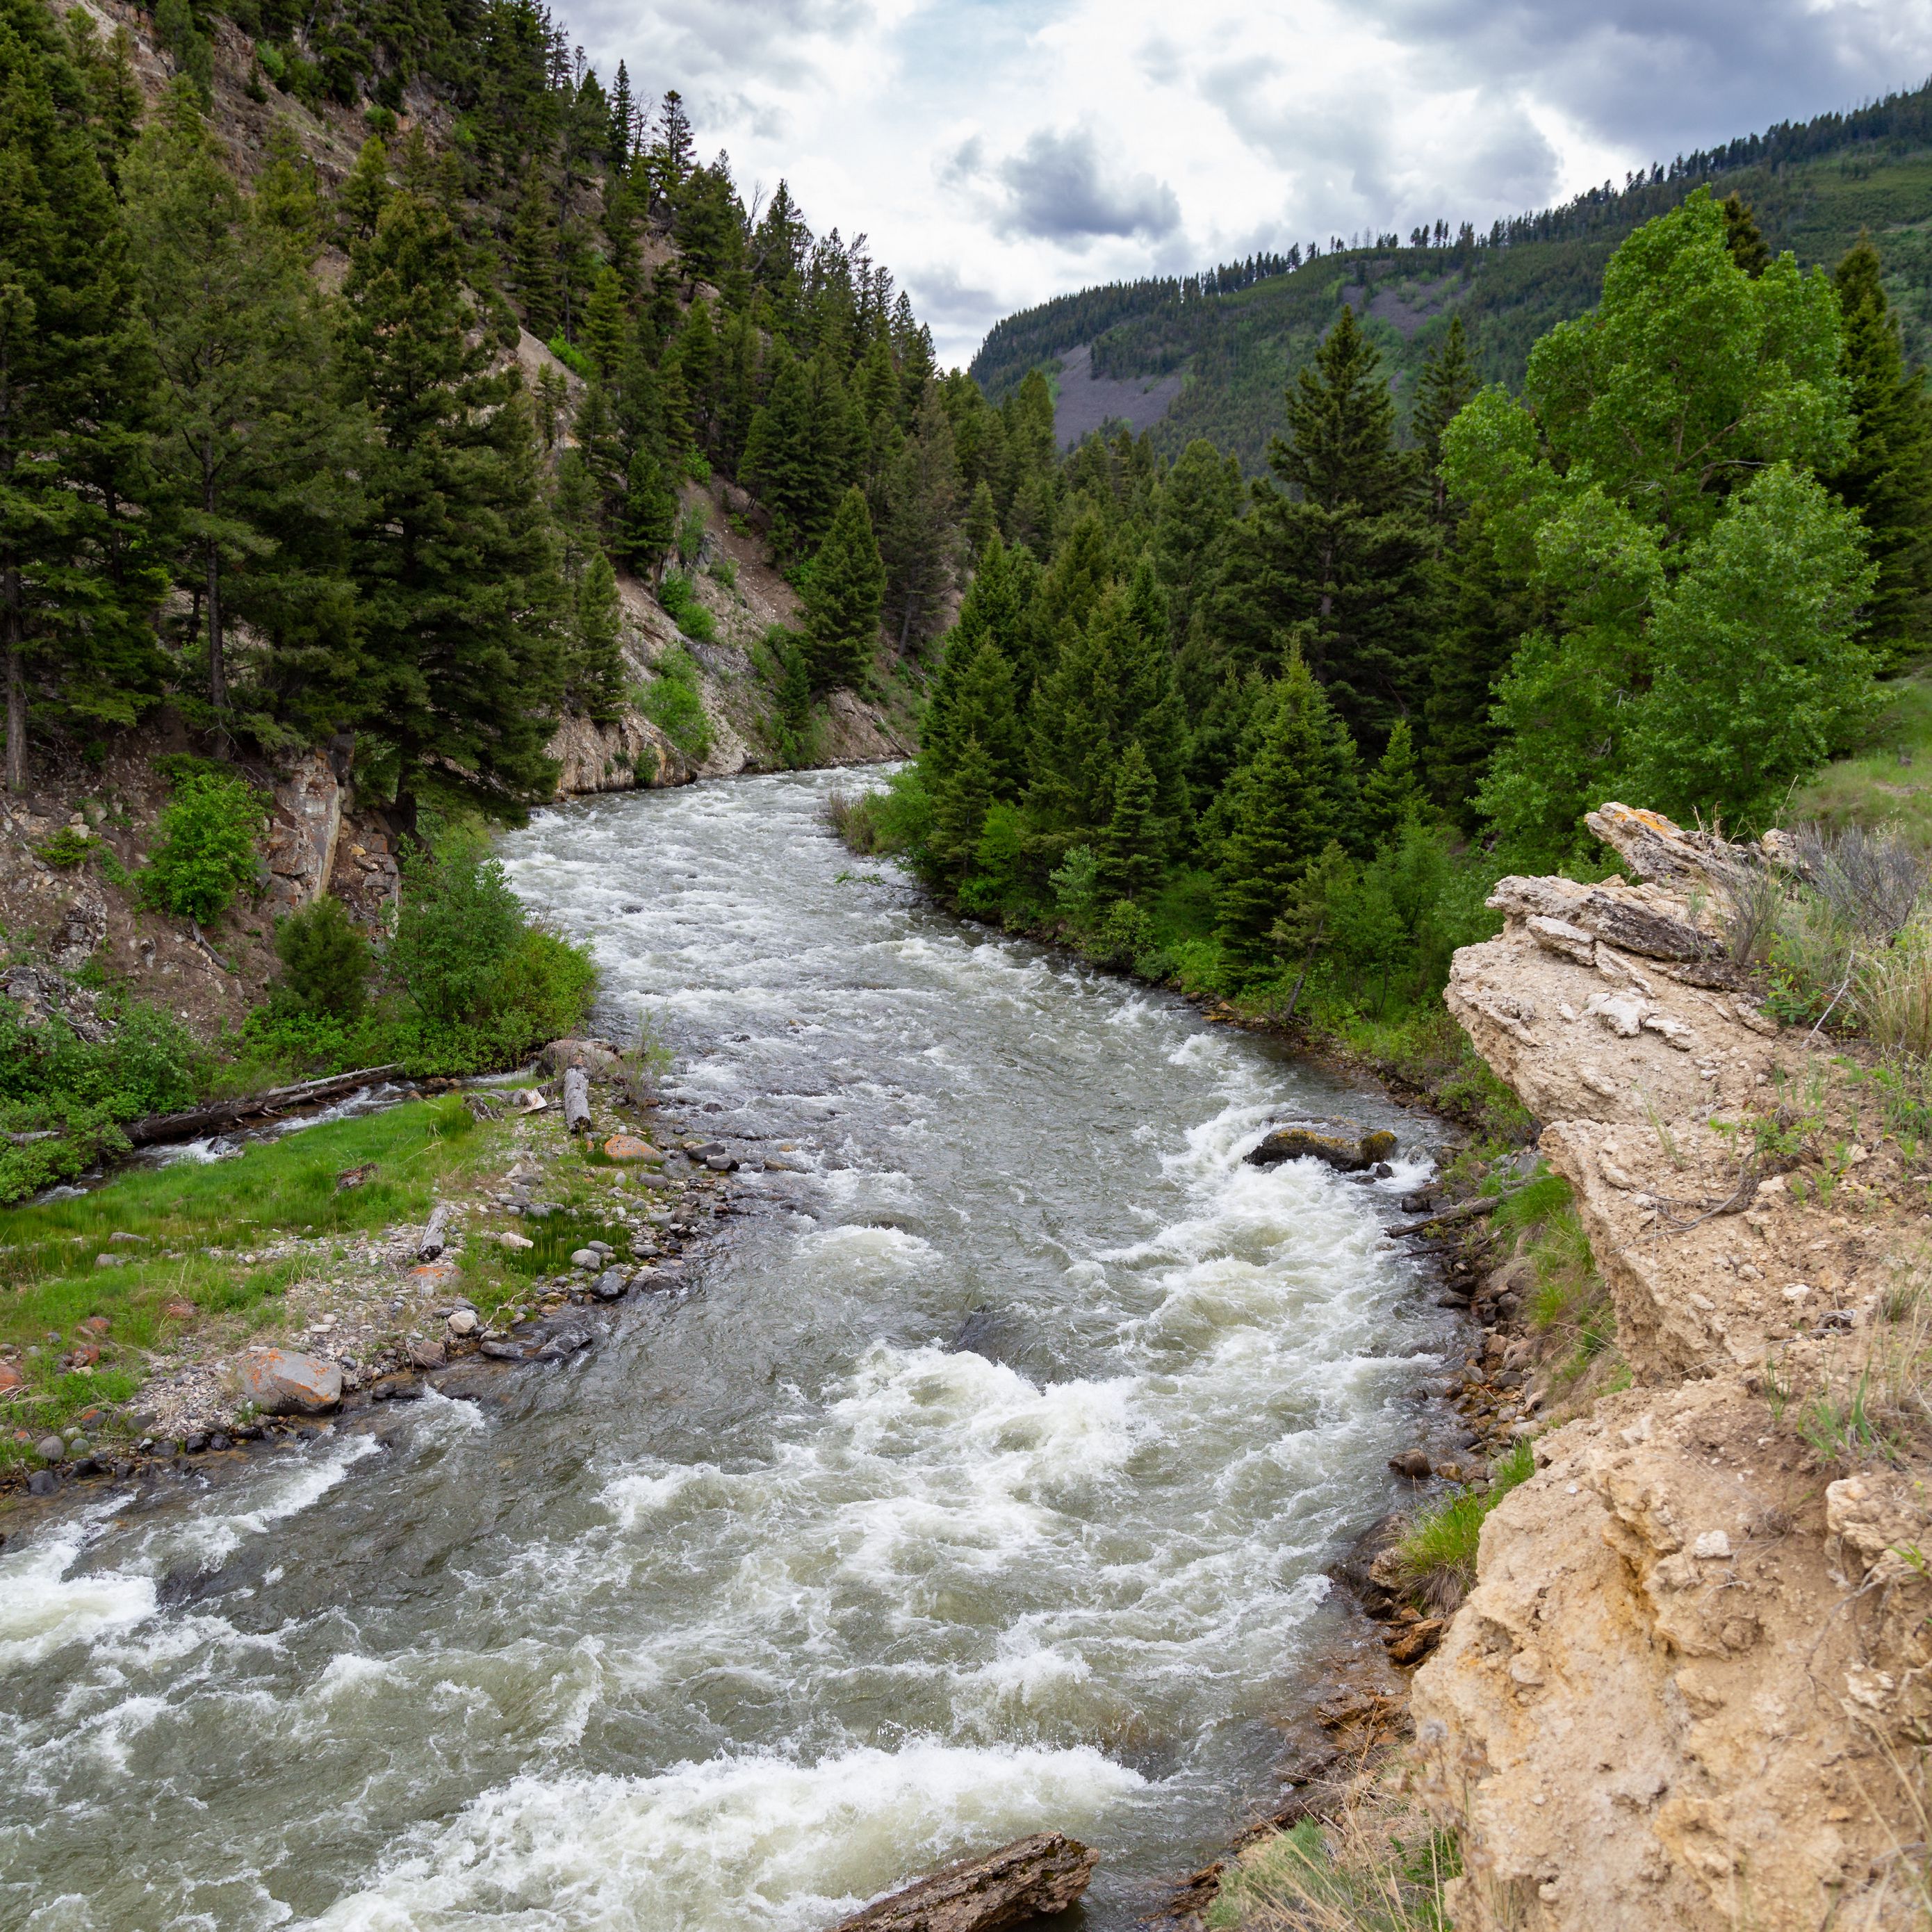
{"left": 562, "top": 0, "right": 1932, "bottom": 366}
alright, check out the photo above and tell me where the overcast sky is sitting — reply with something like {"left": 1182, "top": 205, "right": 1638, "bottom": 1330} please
{"left": 563, "top": 0, "right": 1932, "bottom": 366}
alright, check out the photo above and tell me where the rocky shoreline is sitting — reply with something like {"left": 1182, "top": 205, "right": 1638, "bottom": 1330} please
{"left": 1, "top": 1040, "right": 782, "bottom": 1516}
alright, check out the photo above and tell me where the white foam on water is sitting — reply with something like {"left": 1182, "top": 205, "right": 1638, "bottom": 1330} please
{"left": 146, "top": 1432, "right": 382, "bottom": 1571}
{"left": 0, "top": 1519, "right": 156, "bottom": 1671}
{"left": 303, "top": 1740, "right": 1144, "bottom": 1932}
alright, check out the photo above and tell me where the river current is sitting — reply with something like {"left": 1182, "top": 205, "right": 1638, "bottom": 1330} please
{"left": 1, "top": 769, "right": 1459, "bottom": 1931}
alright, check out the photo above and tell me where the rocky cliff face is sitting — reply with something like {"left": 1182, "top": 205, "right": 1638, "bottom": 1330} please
{"left": 1414, "top": 805, "right": 1932, "bottom": 1931}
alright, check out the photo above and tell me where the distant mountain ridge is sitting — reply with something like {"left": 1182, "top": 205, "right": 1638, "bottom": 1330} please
{"left": 972, "top": 74, "right": 1932, "bottom": 472}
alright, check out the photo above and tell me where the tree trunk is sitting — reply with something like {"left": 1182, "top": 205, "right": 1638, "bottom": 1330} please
{"left": 418, "top": 1202, "right": 452, "bottom": 1261}
{"left": 2, "top": 565, "right": 22, "bottom": 795}
{"left": 206, "top": 537, "right": 227, "bottom": 712}
{"left": 562, "top": 1065, "right": 593, "bottom": 1134}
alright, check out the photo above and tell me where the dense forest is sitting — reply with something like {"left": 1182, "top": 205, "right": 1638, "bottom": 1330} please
{"left": 0, "top": 0, "right": 1017, "bottom": 826}
{"left": 855, "top": 187, "right": 1932, "bottom": 1095}
{"left": 974, "top": 76, "right": 1932, "bottom": 473}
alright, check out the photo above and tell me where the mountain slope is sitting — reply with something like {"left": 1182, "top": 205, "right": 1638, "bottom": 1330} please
{"left": 974, "top": 79, "right": 1932, "bottom": 473}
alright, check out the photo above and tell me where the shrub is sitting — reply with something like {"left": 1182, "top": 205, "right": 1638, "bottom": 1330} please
{"left": 546, "top": 332, "right": 593, "bottom": 379}
{"left": 656, "top": 569, "right": 719, "bottom": 645}
{"left": 636, "top": 646, "right": 714, "bottom": 760}
{"left": 140, "top": 769, "right": 263, "bottom": 925}
{"left": 275, "top": 896, "right": 372, "bottom": 1020}
{"left": 707, "top": 553, "right": 738, "bottom": 593}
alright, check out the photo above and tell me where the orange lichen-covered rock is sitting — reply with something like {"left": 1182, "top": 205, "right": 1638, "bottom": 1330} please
{"left": 238, "top": 1348, "right": 342, "bottom": 1416}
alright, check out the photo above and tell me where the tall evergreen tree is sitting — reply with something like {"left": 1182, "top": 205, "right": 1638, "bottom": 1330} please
{"left": 1245, "top": 305, "right": 1432, "bottom": 746}
{"left": 509, "top": 168, "right": 562, "bottom": 337}
{"left": 1214, "top": 652, "right": 1361, "bottom": 969}
{"left": 343, "top": 193, "right": 565, "bottom": 825}
{"left": 1827, "top": 238, "right": 1932, "bottom": 670}
{"left": 801, "top": 486, "right": 885, "bottom": 691}
{"left": 1360, "top": 717, "right": 1428, "bottom": 842}
{"left": 1411, "top": 314, "right": 1477, "bottom": 521}
{"left": 878, "top": 383, "right": 959, "bottom": 648}
{"left": 567, "top": 548, "right": 625, "bottom": 721}
{"left": 1720, "top": 193, "right": 1771, "bottom": 277}
{"left": 1096, "top": 739, "right": 1161, "bottom": 903}
{"left": 617, "top": 445, "right": 678, "bottom": 580}
{"left": 0, "top": 0, "right": 163, "bottom": 788}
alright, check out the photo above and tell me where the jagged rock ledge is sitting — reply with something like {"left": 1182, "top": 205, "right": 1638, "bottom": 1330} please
{"left": 1411, "top": 803, "right": 1932, "bottom": 1931}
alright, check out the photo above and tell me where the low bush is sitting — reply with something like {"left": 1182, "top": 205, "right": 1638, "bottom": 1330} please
{"left": 140, "top": 767, "right": 264, "bottom": 925}
{"left": 275, "top": 895, "right": 372, "bottom": 1020}
{"left": 655, "top": 571, "right": 719, "bottom": 646}
{"left": 636, "top": 644, "right": 714, "bottom": 761}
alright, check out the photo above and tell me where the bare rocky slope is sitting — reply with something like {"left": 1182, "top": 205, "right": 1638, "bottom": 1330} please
{"left": 1411, "top": 805, "right": 1932, "bottom": 1929}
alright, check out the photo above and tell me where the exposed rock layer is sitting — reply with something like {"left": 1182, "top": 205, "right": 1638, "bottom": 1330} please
{"left": 1416, "top": 805, "right": 1932, "bottom": 1931}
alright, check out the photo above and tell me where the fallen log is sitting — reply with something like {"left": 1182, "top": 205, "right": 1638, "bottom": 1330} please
{"left": 418, "top": 1202, "right": 452, "bottom": 1261}
{"left": 827, "top": 1832, "right": 1099, "bottom": 1932}
{"left": 562, "top": 1065, "right": 593, "bottom": 1135}
{"left": 126, "top": 1065, "right": 406, "bottom": 1148}
{"left": 1385, "top": 1185, "right": 1532, "bottom": 1239}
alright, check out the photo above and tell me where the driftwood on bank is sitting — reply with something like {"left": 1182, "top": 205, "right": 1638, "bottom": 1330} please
{"left": 827, "top": 1832, "right": 1099, "bottom": 1932}
{"left": 125, "top": 1065, "right": 405, "bottom": 1148}
{"left": 418, "top": 1203, "right": 452, "bottom": 1261}
{"left": 1386, "top": 1185, "right": 1531, "bottom": 1239}
{"left": 562, "top": 1065, "right": 593, "bottom": 1135}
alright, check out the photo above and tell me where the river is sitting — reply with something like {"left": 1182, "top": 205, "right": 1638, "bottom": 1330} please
{"left": 0, "top": 769, "right": 1460, "bottom": 1931}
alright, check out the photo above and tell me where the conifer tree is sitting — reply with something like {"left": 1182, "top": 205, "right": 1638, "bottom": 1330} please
{"left": 878, "top": 384, "right": 960, "bottom": 648}
{"left": 1026, "top": 607, "right": 1124, "bottom": 853}
{"left": 607, "top": 60, "right": 637, "bottom": 172}
{"left": 1826, "top": 238, "right": 1931, "bottom": 669}
{"left": 1360, "top": 717, "right": 1428, "bottom": 843}
{"left": 568, "top": 550, "right": 625, "bottom": 721}
{"left": 1096, "top": 739, "right": 1161, "bottom": 902}
{"left": 581, "top": 266, "right": 629, "bottom": 377}
{"left": 1247, "top": 304, "right": 1432, "bottom": 745}
{"left": 802, "top": 486, "right": 885, "bottom": 691}
{"left": 255, "top": 120, "right": 322, "bottom": 254}
{"left": 1215, "top": 652, "right": 1361, "bottom": 969}
{"left": 343, "top": 193, "right": 565, "bottom": 824}
{"left": 931, "top": 732, "right": 996, "bottom": 883}
{"left": 336, "top": 133, "right": 390, "bottom": 245}
{"left": 1153, "top": 438, "right": 1242, "bottom": 645}
{"left": 510, "top": 169, "right": 562, "bottom": 337}
{"left": 1721, "top": 193, "right": 1771, "bottom": 277}
{"left": 964, "top": 480, "right": 997, "bottom": 562}
{"left": 0, "top": 0, "right": 165, "bottom": 788}
{"left": 126, "top": 83, "right": 345, "bottom": 716}
{"left": 1411, "top": 314, "right": 1477, "bottom": 521}
{"left": 1269, "top": 840, "right": 1356, "bottom": 1017}
{"left": 617, "top": 445, "right": 678, "bottom": 579}
{"left": 1423, "top": 510, "right": 1531, "bottom": 825}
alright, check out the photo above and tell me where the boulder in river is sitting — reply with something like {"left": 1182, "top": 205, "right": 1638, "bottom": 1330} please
{"left": 238, "top": 1349, "right": 343, "bottom": 1416}
{"left": 827, "top": 1831, "right": 1099, "bottom": 1931}
{"left": 1246, "top": 1123, "right": 1398, "bottom": 1172}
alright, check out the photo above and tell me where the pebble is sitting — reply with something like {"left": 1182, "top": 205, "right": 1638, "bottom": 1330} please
{"left": 446, "top": 1309, "right": 479, "bottom": 1337}
{"left": 207, "top": 1433, "right": 231, "bottom": 1452}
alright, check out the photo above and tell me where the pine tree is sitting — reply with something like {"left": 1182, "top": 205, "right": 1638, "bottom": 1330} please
{"left": 1026, "top": 609, "right": 1124, "bottom": 852}
{"left": 343, "top": 193, "right": 566, "bottom": 825}
{"left": 802, "top": 486, "right": 885, "bottom": 691}
{"left": 126, "top": 83, "right": 344, "bottom": 716}
{"left": 0, "top": 0, "right": 165, "bottom": 789}
{"left": 650, "top": 90, "right": 694, "bottom": 202}
{"left": 510, "top": 169, "right": 562, "bottom": 338}
{"left": 255, "top": 120, "right": 322, "bottom": 255}
{"left": 607, "top": 60, "right": 637, "bottom": 172}
{"left": 931, "top": 732, "right": 996, "bottom": 884}
{"left": 877, "top": 382, "right": 959, "bottom": 648}
{"left": 1721, "top": 193, "right": 1771, "bottom": 277}
{"left": 1215, "top": 652, "right": 1361, "bottom": 970}
{"left": 1096, "top": 739, "right": 1161, "bottom": 902}
{"left": 1360, "top": 717, "right": 1428, "bottom": 843}
{"left": 1827, "top": 238, "right": 1932, "bottom": 670}
{"left": 964, "top": 480, "right": 997, "bottom": 562}
{"left": 1268, "top": 840, "right": 1357, "bottom": 1017}
{"left": 1423, "top": 510, "right": 1531, "bottom": 825}
{"left": 336, "top": 133, "right": 390, "bottom": 245}
{"left": 568, "top": 549, "right": 625, "bottom": 721}
{"left": 617, "top": 445, "right": 678, "bottom": 579}
{"left": 581, "top": 265, "right": 629, "bottom": 377}
{"left": 1249, "top": 304, "right": 1433, "bottom": 746}
{"left": 1411, "top": 314, "right": 1477, "bottom": 521}
{"left": 1154, "top": 438, "right": 1242, "bottom": 646}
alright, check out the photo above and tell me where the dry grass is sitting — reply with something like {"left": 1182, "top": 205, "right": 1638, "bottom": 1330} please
{"left": 1209, "top": 1803, "right": 1458, "bottom": 1931}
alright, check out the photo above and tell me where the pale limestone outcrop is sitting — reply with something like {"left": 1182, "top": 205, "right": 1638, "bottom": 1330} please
{"left": 1414, "top": 805, "right": 1932, "bottom": 1932}
{"left": 546, "top": 708, "right": 697, "bottom": 796}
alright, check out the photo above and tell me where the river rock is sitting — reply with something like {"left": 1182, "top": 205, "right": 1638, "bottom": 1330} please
{"left": 409, "top": 1338, "right": 448, "bottom": 1370}
{"left": 1247, "top": 1124, "right": 1398, "bottom": 1172}
{"left": 536, "top": 1327, "right": 593, "bottom": 1360}
{"left": 603, "top": 1135, "right": 658, "bottom": 1161}
{"left": 238, "top": 1349, "right": 343, "bottom": 1416}
{"left": 828, "top": 1831, "right": 1100, "bottom": 1931}
{"left": 591, "top": 1269, "right": 630, "bottom": 1301}
{"left": 498, "top": 1231, "right": 534, "bottom": 1250}
{"left": 27, "top": 1469, "right": 56, "bottom": 1495}
{"left": 480, "top": 1339, "right": 528, "bottom": 1361}
{"left": 446, "top": 1309, "right": 479, "bottom": 1337}
{"left": 1388, "top": 1449, "right": 1433, "bottom": 1480}
{"left": 35, "top": 1434, "right": 65, "bottom": 1463}
{"left": 539, "top": 1038, "right": 628, "bottom": 1083}
{"left": 570, "top": 1248, "right": 600, "bottom": 1270}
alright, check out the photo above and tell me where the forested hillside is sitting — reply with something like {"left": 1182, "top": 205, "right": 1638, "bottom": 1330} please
{"left": 856, "top": 188, "right": 1932, "bottom": 1107}
{"left": 974, "top": 79, "right": 1932, "bottom": 473}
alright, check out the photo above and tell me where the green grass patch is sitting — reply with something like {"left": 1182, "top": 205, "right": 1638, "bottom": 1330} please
{"left": 1391, "top": 1439, "right": 1537, "bottom": 1612}
{"left": 1207, "top": 1817, "right": 1460, "bottom": 1931}
{"left": 0, "top": 1096, "right": 507, "bottom": 1460}
{"left": 1789, "top": 673, "right": 1932, "bottom": 846}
